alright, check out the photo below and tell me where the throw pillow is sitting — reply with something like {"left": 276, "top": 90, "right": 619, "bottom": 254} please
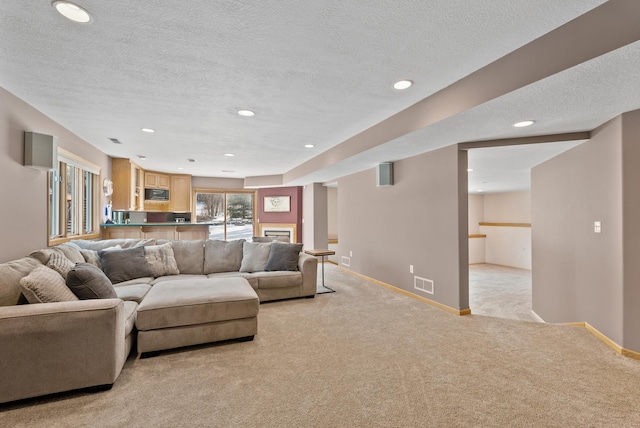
{"left": 239, "top": 241, "right": 272, "bottom": 273}
{"left": 19, "top": 265, "right": 79, "bottom": 304}
{"left": 80, "top": 245, "right": 122, "bottom": 270}
{"left": 265, "top": 242, "right": 304, "bottom": 271}
{"left": 46, "top": 251, "right": 75, "bottom": 279}
{"left": 99, "top": 246, "right": 154, "bottom": 284}
{"left": 204, "top": 240, "right": 244, "bottom": 273}
{"left": 66, "top": 263, "right": 117, "bottom": 299}
{"left": 144, "top": 242, "right": 180, "bottom": 277}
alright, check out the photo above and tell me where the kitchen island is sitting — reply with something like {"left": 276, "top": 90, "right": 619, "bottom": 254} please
{"left": 101, "top": 223, "right": 211, "bottom": 241}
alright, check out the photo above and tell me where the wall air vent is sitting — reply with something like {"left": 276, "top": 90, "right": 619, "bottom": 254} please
{"left": 414, "top": 276, "right": 434, "bottom": 295}
{"left": 341, "top": 256, "right": 350, "bottom": 267}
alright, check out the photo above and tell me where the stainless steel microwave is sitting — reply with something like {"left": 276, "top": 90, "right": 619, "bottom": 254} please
{"left": 144, "top": 188, "right": 169, "bottom": 201}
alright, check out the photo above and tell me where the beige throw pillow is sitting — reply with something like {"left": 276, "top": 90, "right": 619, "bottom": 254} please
{"left": 19, "top": 266, "right": 79, "bottom": 304}
{"left": 144, "top": 242, "right": 179, "bottom": 277}
{"left": 46, "top": 251, "right": 75, "bottom": 279}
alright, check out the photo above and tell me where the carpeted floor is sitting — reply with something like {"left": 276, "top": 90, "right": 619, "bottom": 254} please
{"left": 469, "top": 263, "right": 537, "bottom": 322}
{"left": 2, "top": 264, "right": 640, "bottom": 427}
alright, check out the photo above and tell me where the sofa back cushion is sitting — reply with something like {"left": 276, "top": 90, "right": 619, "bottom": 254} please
{"left": 55, "top": 242, "right": 85, "bottom": 264}
{"left": 71, "top": 238, "right": 156, "bottom": 250}
{"left": 165, "top": 240, "right": 205, "bottom": 275}
{"left": 239, "top": 241, "right": 272, "bottom": 273}
{"left": 99, "top": 246, "right": 154, "bottom": 284}
{"left": 0, "top": 256, "right": 43, "bottom": 306}
{"left": 204, "top": 240, "right": 244, "bottom": 274}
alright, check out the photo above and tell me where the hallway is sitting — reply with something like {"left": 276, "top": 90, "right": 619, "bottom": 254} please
{"left": 469, "top": 264, "right": 538, "bottom": 322}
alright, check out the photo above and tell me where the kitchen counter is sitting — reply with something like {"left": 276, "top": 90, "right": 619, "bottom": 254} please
{"left": 101, "top": 223, "right": 211, "bottom": 240}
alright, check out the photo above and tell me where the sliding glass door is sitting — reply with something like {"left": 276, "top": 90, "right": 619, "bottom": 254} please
{"left": 195, "top": 190, "right": 255, "bottom": 241}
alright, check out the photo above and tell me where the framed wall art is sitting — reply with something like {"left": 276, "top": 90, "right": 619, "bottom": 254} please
{"left": 264, "top": 196, "right": 291, "bottom": 212}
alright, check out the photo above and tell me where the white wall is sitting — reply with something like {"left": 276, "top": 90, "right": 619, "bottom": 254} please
{"left": 468, "top": 194, "right": 486, "bottom": 263}
{"left": 468, "top": 191, "right": 532, "bottom": 270}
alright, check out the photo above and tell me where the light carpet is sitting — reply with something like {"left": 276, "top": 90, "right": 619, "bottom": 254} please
{"left": 2, "top": 264, "right": 640, "bottom": 427}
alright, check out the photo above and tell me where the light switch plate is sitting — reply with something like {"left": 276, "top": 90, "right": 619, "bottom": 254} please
{"left": 594, "top": 221, "right": 602, "bottom": 233}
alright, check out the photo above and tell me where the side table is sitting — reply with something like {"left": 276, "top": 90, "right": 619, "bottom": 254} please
{"left": 304, "top": 249, "right": 336, "bottom": 293}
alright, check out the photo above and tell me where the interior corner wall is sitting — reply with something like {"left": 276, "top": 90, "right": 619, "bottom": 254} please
{"left": 0, "top": 87, "right": 110, "bottom": 263}
{"left": 337, "top": 144, "right": 468, "bottom": 311}
{"left": 302, "top": 183, "right": 327, "bottom": 250}
{"left": 327, "top": 186, "right": 338, "bottom": 239}
{"left": 531, "top": 116, "right": 623, "bottom": 345}
{"left": 621, "top": 110, "right": 640, "bottom": 351}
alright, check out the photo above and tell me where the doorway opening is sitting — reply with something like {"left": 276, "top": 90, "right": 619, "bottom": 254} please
{"left": 465, "top": 141, "right": 583, "bottom": 322}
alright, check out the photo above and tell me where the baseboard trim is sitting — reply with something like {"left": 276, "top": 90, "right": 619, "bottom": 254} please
{"left": 339, "top": 267, "right": 471, "bottom": 316}
{"left": 559, "top": 321, "right": 640, "bottom": 360}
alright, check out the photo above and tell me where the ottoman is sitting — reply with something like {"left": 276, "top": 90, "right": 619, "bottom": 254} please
{"left": 136, "top": 277, "right": 259, "bottom": 354}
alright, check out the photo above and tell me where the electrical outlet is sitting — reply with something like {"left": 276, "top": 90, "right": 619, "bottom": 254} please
{"left": 594, "top": 221, "right": 602, "bottom": 233}
{"left": 409, "top": 265, "right": 414, "bottom": 273}
{"left": 350, "top": 251, "right": 353, "bottom": 257}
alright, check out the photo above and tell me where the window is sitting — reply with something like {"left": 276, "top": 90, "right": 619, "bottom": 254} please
{"left": 48, "top": 149, "right": 101, "bottom": 245}
{"left": 195, "top": 190, "right": 256, "bottom": 241}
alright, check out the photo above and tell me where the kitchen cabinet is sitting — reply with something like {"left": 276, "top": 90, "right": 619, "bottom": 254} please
{"left": 170, "top": 174, "right": 192, "bottom": 212}
{"left": 145, "top": 172, "right": 170, "bottom": 189}
{"left": 111, "top": 158, "right": 144, "bottom": 211}
{"left": 102, "top": 224, "right": 208, "bottom": 241}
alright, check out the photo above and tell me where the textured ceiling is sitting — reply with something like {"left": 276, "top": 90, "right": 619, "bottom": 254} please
{"left": 3, "top": 0, "right": 639, "bottom": 193}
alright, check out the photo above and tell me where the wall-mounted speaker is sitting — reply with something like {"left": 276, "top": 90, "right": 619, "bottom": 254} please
{"left": 376, "top": 162, "right": 394, "bottom": 187}
{"left": 24, "top": 131, "right": 57, "bottom": 171}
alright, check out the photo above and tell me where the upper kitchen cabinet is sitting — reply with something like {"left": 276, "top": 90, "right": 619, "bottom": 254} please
{"left": 145, "top": 171, "right": 170, "bottom": 189}
{"left": 170, "top": 174, "right": 192, "bottom": 212}
{"left": 112, "top": 158, "right": 144, "bottom": 211}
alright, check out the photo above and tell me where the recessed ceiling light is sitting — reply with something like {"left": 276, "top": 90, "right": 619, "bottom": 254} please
{"left": 222, "top": 170, "right": 235, "bottom": 173}
{"left": 52, "top": 1, "right": 92, "bottom": 23}
{"left": 467, "top": 168, "right": 474, "bottom": 172}
{"left": 137, "top": 155, "right": 147, "bottom": 160}
{"left": 477, "top": 189, "right": 484, "bottom": 193}
{"left": 513, "top": 120, "right": 535, "bottom": 128}
{"left": 393, "top": 80, "right": 413, "bottom": 90}
{"left": 238, "top": 110, "right": 255, "bottom": 117}
{"left": 177, "top": 167, "right": 184, "bottom": 170}
{"left": 224, "top": 153, "right": 235, "bottom": 157}
{"left": 141, "top": 128, "right": 155, "bottom": 133}
{"left": 188, "top": 158, "right": 197, "bottom": 163}
{"left": 305, "top": 144, "right": 315, "bottom": 148}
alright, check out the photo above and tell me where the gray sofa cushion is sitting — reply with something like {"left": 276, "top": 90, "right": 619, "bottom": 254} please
{"left": 204, "top": 240, "right": 244, "bottom": 273}
{"left": 0, "top": 256, "right": 42, "bottom": 306}
{"left": 239, "top": 242, "right": 271, "bottom": 273}
{"left": 99, "top": 246, "right": 154, "bottom": 284}
{"left": 66, "top": 263, "right": 118, "bottom": 299}
{"left": 265, "top": 242, "right": 303, "bottom": 271}
{"left": 19, "top": 266, "right": 79, "bottom": 304}
{"left": 167, "top": 240, "right": 205, "bottom": 275}
{"left": 144, "top": 242, "right": 180, "bottom": 277}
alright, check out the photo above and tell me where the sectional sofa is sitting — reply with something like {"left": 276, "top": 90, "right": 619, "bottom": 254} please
{"left": 0, "top": 238, "right": 318, "bottom": 404}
